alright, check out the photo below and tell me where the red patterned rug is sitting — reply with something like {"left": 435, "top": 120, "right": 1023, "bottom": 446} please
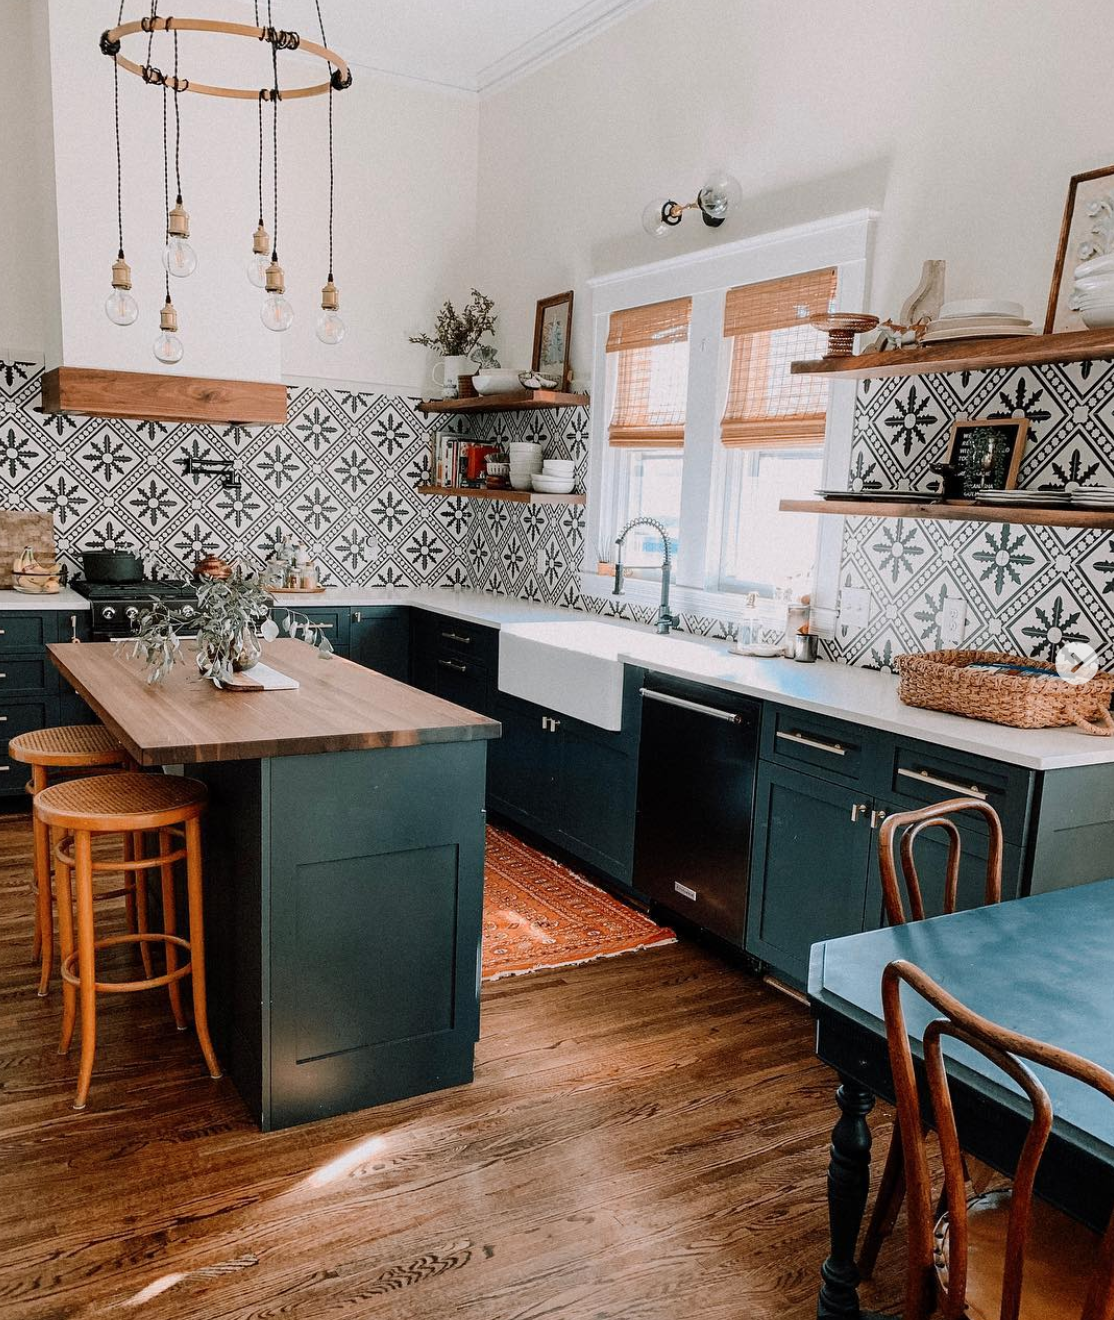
{"left": 482, "top": 825, "right": 676, "bottom": 981}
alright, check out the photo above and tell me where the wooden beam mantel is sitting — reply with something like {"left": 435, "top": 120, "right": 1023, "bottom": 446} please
{"left": 39, "top": 366, "right": 287, "bottom": 426}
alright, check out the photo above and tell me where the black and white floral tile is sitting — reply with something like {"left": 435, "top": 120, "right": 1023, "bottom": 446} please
{"left": 826, "top": 357, "right": 1114, "bottom": 671}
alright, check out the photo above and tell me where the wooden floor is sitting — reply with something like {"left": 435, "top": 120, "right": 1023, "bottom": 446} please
{"left": 0, "top": 811, "right": 906, "bottom": 1320}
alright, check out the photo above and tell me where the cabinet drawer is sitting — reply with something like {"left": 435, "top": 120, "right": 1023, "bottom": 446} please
{"left": 886, "top": 738, "right": 1034, "bottom": 844}
{"left": 761, "top": 703, "right": 883, "bottom": 787}
{"left": 421, "top": 613, "right": 498, "bottom": 665}
{"left": 0, "top": 612, "right": 52, "bottom": 653}
{"left": 0, "top": 699, "right": 59, "bottom": 792}
{"left": 272, "top": 606, "right": 349, "bottom": 655}
{"left": 0, "top": 655, "right": 52, "bottom": 695}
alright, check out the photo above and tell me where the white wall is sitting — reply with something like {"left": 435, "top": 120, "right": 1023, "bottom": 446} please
{"left": 475, "top": 0, "right": 1114, "bottom": 381}
{"left": 4, "top": 1, "right": 478, "bottom": 393}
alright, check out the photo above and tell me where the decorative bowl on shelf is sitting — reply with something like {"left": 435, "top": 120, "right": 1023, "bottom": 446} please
{"left": 531, "top": 473, "right": 575, "bottom": 494}
{"left": 474, "top": 369, "right": 527, "bottom": 395}
{"left": 809, "top": 313, "right": 880, "bottom": 358}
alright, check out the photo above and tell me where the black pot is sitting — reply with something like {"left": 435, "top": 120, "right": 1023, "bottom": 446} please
{"left": 81, "top": 549, "right": 144, "bottom": 583}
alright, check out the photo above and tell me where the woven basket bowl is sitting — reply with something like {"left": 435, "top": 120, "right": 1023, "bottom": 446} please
{"left": 896, "top": 649, "right": 1114, "bottom": 735}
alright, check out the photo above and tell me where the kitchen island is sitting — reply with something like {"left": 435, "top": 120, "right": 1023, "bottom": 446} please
{"left": 48, "top": 640, "right": 500, "bottom": 1130}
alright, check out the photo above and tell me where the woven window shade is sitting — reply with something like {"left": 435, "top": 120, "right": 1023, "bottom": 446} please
{"left": 721, "top": 268, "right": 837, "bottom": 447}
{"left": 607, "top": 297, "right": 692, "bottom": 447}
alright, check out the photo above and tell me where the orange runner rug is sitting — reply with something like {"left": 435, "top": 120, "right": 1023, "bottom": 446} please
{"left": 482, "top": 825, "right": 676, "bottom": 981}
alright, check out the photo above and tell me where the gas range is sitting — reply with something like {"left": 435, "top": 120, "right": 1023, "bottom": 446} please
{"left": 71, "top": 578, "right": 200, "bottom": 640}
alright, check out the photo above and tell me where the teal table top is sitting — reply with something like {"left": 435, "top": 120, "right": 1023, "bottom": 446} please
{"left": 809, "top": 879, "right": 1114, "bottom": 1166}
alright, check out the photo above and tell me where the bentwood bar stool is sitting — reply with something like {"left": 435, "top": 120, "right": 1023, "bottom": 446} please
{"left": 8, "top": 725, "right": 138, "bottom": 996}
{"left": 34, "top": 772, "right": 221, "bottom": 1111}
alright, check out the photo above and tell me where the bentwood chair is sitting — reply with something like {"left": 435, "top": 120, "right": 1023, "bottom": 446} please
{"left": 859, "top": 798, "right": 1004, "bottom": 1279}
{"left": 882, "top": 958, "right": 1113, "bottom": 1320}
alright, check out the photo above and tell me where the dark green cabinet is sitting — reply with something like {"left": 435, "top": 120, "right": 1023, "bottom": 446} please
{"left": 747, "top": 761, "right": 876, "bottom": 985}
{"left": 486, "top": 697, "right": 560, "bottom": 836}
{"left": 409, "top": 611, "right": 496, "bottom": 716}
{"left": 272, "top": 606, "right": 350, "bottom": 657}
{"left": 349, "top": 607, "right": 409, "bottom": 682}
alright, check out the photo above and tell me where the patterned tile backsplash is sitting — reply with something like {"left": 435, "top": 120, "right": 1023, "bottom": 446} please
{"left": 5, "top": 350, "right": 1114, "bottom": 670}
{"left": 826, "top": 357, "right": 1114, "bottom": 671}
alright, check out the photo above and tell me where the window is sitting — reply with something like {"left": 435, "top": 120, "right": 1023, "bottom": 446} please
{"left": 606, "top": 297, "right": 690, "bottom": 566}
{"left": 717, "top": 268, "right": 836, "bottom": 594}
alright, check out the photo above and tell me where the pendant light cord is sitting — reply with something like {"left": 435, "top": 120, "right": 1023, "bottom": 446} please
{"left": 269, "top": 0, "right": 281, "bottom": 262}
{"left": 162, "top": 80, "right": 171, "bottom": 301}
{"left": 257, "top": 91, "right": 265, "bottom": 227}
{"left": 172, "top": 28, "right": 183, "bottom": 205}
{"left": 314, "top": 0, "right": 335, "bottom": 282}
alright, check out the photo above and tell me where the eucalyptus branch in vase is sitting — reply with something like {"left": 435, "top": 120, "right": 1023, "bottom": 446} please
{"left": 120, "top": 570, "right": 333, "bottom": 688}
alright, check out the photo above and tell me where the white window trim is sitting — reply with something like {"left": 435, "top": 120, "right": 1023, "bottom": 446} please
{"left": 581, "top": 208, "right": 877, "bottom": 629}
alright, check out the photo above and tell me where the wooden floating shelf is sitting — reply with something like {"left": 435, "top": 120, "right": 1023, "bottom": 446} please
{"left": 39, "top": 366, "right": 287, "bottom": 425}
{"left": 790, "top": 328, "right": 1114, "bottom": 380}
{"left": 417, "top": 485, "right": 585, "bottom": 506}
{"left": 780, "top": 498, "right": 1114, "bottom": 529}
{"left": 417, "top": 390, "right": 589, "bottom": 415}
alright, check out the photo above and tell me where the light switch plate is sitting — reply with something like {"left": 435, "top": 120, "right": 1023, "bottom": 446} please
{"left": 940, "top": 593, "right": 966, "bottom": 647}
{"left": 839, "top": 586, "right": 871, "bottom": 630}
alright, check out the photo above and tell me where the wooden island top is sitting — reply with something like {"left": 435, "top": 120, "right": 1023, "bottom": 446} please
{"left": 48, "top": 640, "right": 500, "bottom": 766}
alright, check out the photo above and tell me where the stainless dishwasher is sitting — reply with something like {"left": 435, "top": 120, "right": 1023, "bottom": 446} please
{"left": 633, "top": 673, "right": 760, "bottom": 948}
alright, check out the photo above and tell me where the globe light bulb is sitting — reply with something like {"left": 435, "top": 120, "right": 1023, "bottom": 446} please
{"left": 261, "top": 294, "right": 294, "bottom": 332}
{"left": 246, "top": 252, "right": 269, "bottom": 288}
{"left": 105, "top": 287, "right": 139, "bottom": 326}
{"left": 163, "top": 237, "right": 198, "bottom": 278}
{"left": 315, "top": 308, "right": 346, "bottom": 345}
{"left": 697, "top": 172, "right": 743, "bottom": 226}
{"left": 153, "top": 331, "right": 184, "bottom": 364}
{"left": 642, "top": 197, "right": 679, "bottom": 238}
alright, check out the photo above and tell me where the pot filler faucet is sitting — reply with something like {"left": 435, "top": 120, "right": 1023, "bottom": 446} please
{"left": 613, "top": 518, "right": 680, "bottom": 635}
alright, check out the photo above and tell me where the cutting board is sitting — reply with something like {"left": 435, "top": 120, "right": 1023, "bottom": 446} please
{"left": 0, "top": 511, "right": 56, "bottom": 588}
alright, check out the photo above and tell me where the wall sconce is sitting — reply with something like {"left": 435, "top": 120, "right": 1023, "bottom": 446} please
{"left": 641, "top": 172, "right": 743, "bottom": 237}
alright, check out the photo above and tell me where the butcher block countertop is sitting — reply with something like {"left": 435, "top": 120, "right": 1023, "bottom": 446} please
{"left": 48, "top": 640, "right": 500, "bottom": 766}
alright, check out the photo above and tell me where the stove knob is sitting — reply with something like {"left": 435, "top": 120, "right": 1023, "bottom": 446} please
{"left": 125, "top": 606, "right": 139, "bottom": 621}
{"left": 101, "top": 606, "right": 116, "bottom": 621}
{"left": 180, "top": 604, "right": 196, "bottom": 618}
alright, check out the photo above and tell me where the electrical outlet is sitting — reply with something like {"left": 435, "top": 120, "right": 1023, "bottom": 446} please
{"left": 940, "top": 593, "right": 966, "bottom": 647}
{"left": 839, "top": 586, "right": 871, "bottom": 631}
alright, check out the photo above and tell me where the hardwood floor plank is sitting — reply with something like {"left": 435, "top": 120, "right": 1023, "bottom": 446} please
{"left": 0, "top": 811, "right": 905, "bottom": 1319}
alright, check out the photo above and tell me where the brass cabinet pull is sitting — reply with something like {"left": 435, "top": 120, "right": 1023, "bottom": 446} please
{"left": 850, "top": 802, "right": 869, "bottom": 824}
{"left": 897, "top": 767, "right": 988, "bottom": 800}
{"left": 870, "top": 808, "right": 888, "bottom": 830}
{"left": 777, "top": 729, "right": 846, "bottom": 756}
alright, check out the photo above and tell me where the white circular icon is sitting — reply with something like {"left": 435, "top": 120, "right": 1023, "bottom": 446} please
{"left": 1056, "top": 641, "right": 1100, "bottom": 685}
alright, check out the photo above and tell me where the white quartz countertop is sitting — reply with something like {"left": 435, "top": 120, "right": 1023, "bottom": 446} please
{"left": 0, "top": 587, "right": 91, "bottom": 611}
{"left": 13, "top": 584, "right": 1114, "bottom": 770}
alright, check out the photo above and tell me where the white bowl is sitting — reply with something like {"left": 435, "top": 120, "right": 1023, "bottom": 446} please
{"left": 1081, "top": 303, "right": 1114, "bottom": 329}
{"left": 939, "top": 298, "right": 1025, "bottom": 320}
{"left": 1075, "top": 254, "right": 1114, "bottom": 279}
{"left": 510, "top": 473, "right": 534, "bottom": 491}
{"left": 474, "top": 370, "right": 527, "bottom": 395}
{"left": 531, "top": 475, "right": 575, "bottom": 493}
{"left": 543, "top": 457, "right": 574, "bottom": 469}
{"left": 508, "top": 441, "right": 542, "bottom": 453}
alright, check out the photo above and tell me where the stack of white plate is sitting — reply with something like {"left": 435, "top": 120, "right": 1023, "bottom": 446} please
{"left": 1070, "top": 486, "right": 1114, "bottom": 510}
{"left": 975, "top": 488, "right": 1072, "bottom": 507}
{"left": 1072, "top": 255, "right": 1114, "bottom": 328}
{"left": 922, "top": 299, "right": 1037, "bottom": 343}
{"left": 532, "top": 458, "right": 576, "bottom": 494}
{"left": 508, "top": 442, "right": 543, "bottom": 491}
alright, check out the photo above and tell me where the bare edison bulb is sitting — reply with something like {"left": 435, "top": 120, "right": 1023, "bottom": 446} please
{"left": 315, "top": 308, "right": 346, "bottom": 345}
{"left": 105, "top": 287, "right": 139, "bottom": 326}
{"left": 163, "top": 237, "right": 198, "bottom": 278}
{"left": 153, "top": 330, "right": 184, "bottom": 364}
{"left": 246, "top": 252, "right": 269, "bottom": 288}
{"left": 697, "top": 172, "right": 743, "bottom": 223}
{"left": 261, "top": 294, "right": 294, "bottom": 332}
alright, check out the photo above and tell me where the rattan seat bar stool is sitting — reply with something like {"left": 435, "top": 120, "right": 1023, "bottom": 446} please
{"left": 9, "top": 724, "right": 139, "bottom": 996}
{"left": 34, "top": 772, "right": 221, "bottom": 1111}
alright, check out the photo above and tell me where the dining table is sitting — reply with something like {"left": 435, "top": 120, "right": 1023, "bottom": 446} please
{"left": 808, "top": 878, "right": 1114, "bottom": 1319}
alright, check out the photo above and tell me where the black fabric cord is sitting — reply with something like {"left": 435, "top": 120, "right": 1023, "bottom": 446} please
{"left": 269, "top": 0, "right": 280, "bottom": 260}
{"left": 113, "top": 53, "right": 124, "bottom": 257}
{"left": 162, "top": 80, "right": 170, "bottom": 300}
{"left": 257, "top": 91, "right": 265, "bottom": 227}
{"left": 315, "top": 0, "right": 335, "bottom": 282}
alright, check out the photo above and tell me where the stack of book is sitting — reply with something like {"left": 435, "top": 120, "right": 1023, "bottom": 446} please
{"left": 429, "top": 432, "right": 469, "bottom": 488}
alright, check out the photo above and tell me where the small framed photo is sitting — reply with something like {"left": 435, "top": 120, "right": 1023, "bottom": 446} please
{"left": 532, "top": 291, "right": 574, "bottom": 390}
{"left": 1045, "top": 164, "right": 1114, "bottom": 333}
{"left": 945, "top": 417, "right": 1029, "bottom": 497}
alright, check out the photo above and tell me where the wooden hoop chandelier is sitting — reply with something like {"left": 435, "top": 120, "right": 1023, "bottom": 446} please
{"left": 99, "top": 16, "right": 352, "bottom": 101}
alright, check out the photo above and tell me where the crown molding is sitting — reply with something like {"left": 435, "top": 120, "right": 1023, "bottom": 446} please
{"left": 476, "top": 0, "right": 663, "bottom": 96}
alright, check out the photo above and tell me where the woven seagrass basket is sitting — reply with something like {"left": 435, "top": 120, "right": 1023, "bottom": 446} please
{"left": 896, "top": 649, "right": 1114, "bottom": 735}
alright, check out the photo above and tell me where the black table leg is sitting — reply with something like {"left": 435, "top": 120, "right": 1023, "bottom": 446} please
{"left": 818, "top": 1077, "right": 889, "bottom": 1319}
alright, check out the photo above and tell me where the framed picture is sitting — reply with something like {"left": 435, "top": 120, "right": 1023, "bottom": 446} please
{"left": 532, "top": 291, "right": 574, "bottom": 390}
{"left": 1045, "top": 164, "right": 1114, "bottom": 333}
{"left": 944, "top": 417, "right": 1029, "bottom": 497}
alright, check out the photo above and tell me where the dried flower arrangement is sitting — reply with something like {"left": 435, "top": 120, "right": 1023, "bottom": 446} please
{"left": 408, "top": 288, "right": 498, "bottom": 356}
{"left": 120, "top": 570, "right": 332, "bottom": 687}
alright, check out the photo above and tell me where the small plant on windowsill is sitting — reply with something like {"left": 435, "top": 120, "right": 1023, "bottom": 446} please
{"left": 120, "top": 569, "right": 333, "bottom": 688}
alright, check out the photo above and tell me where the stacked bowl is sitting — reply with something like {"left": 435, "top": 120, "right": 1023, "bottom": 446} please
{"left": 532, "top": 458, "right": 576, "bottom": 495}
{"left": 508, "top": 442, "right": 543, "bottom": 491}
{"left": 1072, "top": 256, "right": 1114, "bottom": 328}
{"left": 921, "top": 299, "right": 1037, "bottom": 342}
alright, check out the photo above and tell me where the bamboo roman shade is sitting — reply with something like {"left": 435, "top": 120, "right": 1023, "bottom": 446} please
{"left": 721, "top": 267, "right": 837, "bottom": 447}
{"left": 606, "top": 297, "right": 692, "bottom": 447}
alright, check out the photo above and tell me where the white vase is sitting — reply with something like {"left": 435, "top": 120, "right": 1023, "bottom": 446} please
{"left": 432, "top": 354, "right": 470, "bottom": 398}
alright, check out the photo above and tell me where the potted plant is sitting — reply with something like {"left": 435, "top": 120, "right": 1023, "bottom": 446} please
{"left": 121, "top": 569, "right": 332, "bottom": 688}
{"left": 409, "top": 288, "right": 498, "bottom": 396}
